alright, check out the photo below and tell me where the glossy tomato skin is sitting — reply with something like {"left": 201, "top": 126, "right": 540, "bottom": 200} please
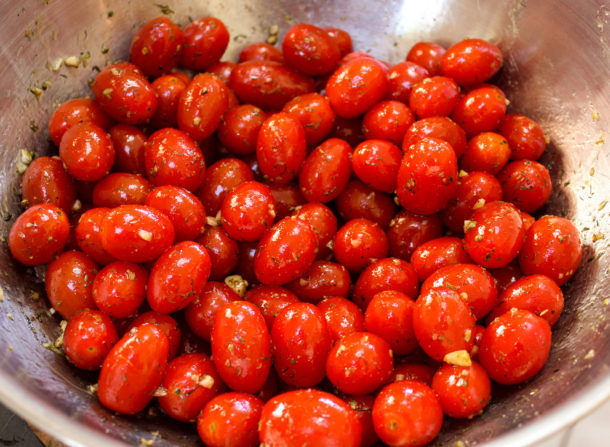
{"left": 342, "top": 395, "right": 378, "bottom": 447}
{"left": 272, "top": 302, "right": 331, "bottom": 387}
{"left": 74, "top": 208, "right": 116, "bottom": 265}
{"left": 326, "top": 58, "right": 389, "bottom": 118}
{"left": 406, "top": 41, "right": 446, "bottom": 75}
{"left": 282, "top": 23, "right": 341, "bottom": 75}
{"left": 146, "top": 185, "right": 206, "bottom": 242}
{"left": 198, "top": 227, "right": 240, "bottom": 280}
{"left": 441, "top": 38, "right": 503, "bottom": 86}
{"left": 98, "top": 324, "right": 169, "bottom": 414}
{"left": 386, "top": 61, "right": 429, "bottom": 104}
{"left": 63, "top": 309, "right": 118, "bottom": 370}
{"left": 92, "top": 173, "right": 151, "bottom": 208}
{"left": 220, "top": 181, "right": 276, "bottom": 242}
{"left": 92, "top": 62, "right": 157, "bottom": 125}
{"left": 184, "top": 281, "right": 241, "bottom": 341}
{"left": 464, "top": 201, "right": 525, "bottom": 269}
{"left": 498, "top": 159, "right": 552, "bottom": 213}
{"left": 387, "top": 210, "right": 443, "bottom": 260}
{"left": 317, "top": 297, "right": 365, "bottom": 345}
{"left": 323, "top": 27, "right": 353, "bottom": 57}
{"left": 286, "top": 260, "right": 350, "bottom": 303}
{"left": 519, "top": 216, "right": 582, "bottom": 286}
{"left": 129, "top": 17, "right": 183, "bottom": 77}
{"left": 391, "top": 363, "right": 435, "bottom": 386}
{"left": 229, "top": 60, "right": 316, "bottom": 110}
{"left": 372, "top": 380, "right": 443, "bottom": 447}
{"left": 109, "top": 124, "right": 147, "bottom": 174}
{"left": 178, "top": 73, "right": 229, "bottom": 141}
{"left": 412, "top": 287, "right": 476, "bottom": 361}
{"left": 218, "top": 104, "right": 268, "bottom": 156}
{"left": 397, "top": 137, "right": 458, "bottom": 215}
{"left": 402, "top": 116, "right": 467, "bottom": 158}
{"left": 145, "top": 128, "right": 206, "bottom": 191}
{"left": 352, "top": 139, "right": 402, "bottom": 193}
{"left": 92, "top": 261, "right": 148, "bottom": 319}
{"left": 421, "top": 263, "right": 498, "bottom": 320}
{"left": 211, "top": 301, "right": 272, "bottom": 393}
{"left": 461, "top": 131, "right": 511, "bottom": 175}
{"left": 479, "top": 309, "right": 552, "bottom": 384}
{"left": 100, "top": 205, "right": 175, "bottom": 263}
{"left": 259, "top": 389, "right": 361, "bottom": 447}
{"left": 239, "top": 42, "right": 284, "bottom": 63}
{"left": 452, "top": 86, "right": 507, "bottom": 136}
{"left": 196, "top": 157, "right": 254, "bottom": 216}
{"left": 21, "top": 157, "right": 76, "bottom": 213}
{"left": 256, "top": 112, "right": 307, "bottom": 185}
{"left": 333, "top": 218, "right": 389, "bottom": 272}
{"left": 432, "top": 362, "right": 491, "bottom": 418}
{"left": 244, "top": 285, "right": 300, "bottom": 330}
{"left": 59, "top": 123, "right": 115, "bottom": 182}
{"left": 362, "top": 100, "right": 414, "bottom": 145}
{"left": 254, "top": 217, "right": 317, "bottom": 285}
{"left": 147, "top": 241, "right": 211, "bottom": 314}
{"left": 48, "top": 98, "right": 112, "bottom": 146}
{"left": 410, "top": 236, "right": 472, "bottom": 281}
{"left": 336, "top": 180, "right": 396, "bottom": 229}
{"left": 327, "top": 331, "right": 394, "bottom": 395}
{"left": 180, "top": 17, "right": 229, "bottom": 71}
{"left": 9, "top": 204, "right": 70, "bottom": 266}
{"left": 126, "top": 311, "right": 181, "bottom": 359}
{"left": 365, "top": 290, "right": 417, "bottom": 355}
{"left": 197, "top": 392, "right": 263, "bottom": 447}
{"left": 499, "top": 114, "right": 547, "bottom": 160}
{"left": 409, "top": 76, "right": 460, "bottom": 119}
{"left": 283, "top": 93, "right": 336, "bottom": 146}
{"left": 158, "top": 353, "right": 224, "bottom": 422}
{"left": 150, "top": 75, "right": 188, "bottom": 130}
{"left": 293, "top": 202, "right": 338, "bottom": 260}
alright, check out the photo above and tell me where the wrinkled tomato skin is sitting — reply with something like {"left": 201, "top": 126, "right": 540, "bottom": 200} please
{"left": 9, "top": 204, "right": 70, "bottom": 266}
{"left": 386, "top": 61, "right": 429, "bottom": 104}
{"left": 254, "top": 217, "right": 317, "bottom": 285}
{"left": 21, "top": 156, "right": 76, "bottom": 213}
{"left": 109, "top": 124, "right": 147, "bottom": 175}
{"left": 126, "top": 311, "right": 181, "bottom": 359}
{"left": 98, "top": 324, "right": 169, "bottom": 415}
{"left": 409, "top": 76, "right": 460, "bottom": 119}
{"left": 519, "top": 216, "right": 582, "bottom": 286}
{"left": 59, "top": 123, "right": 115, "bottom": 182}
{"left": 211, "top": 301, "right": 272, "bottom": 393}
{"left": 441, "top": 38, "right": 503, "bottom": 86}
{"left": 259, "top": 389, "right": 361, "bottom": 447}
{"left": 198, "top": 227, "right": 240, "bottom": 280}
{"left": 92, "top": 261, "right": 148, "bottom": 319}
{"left": 336, "top": 180, "right": 396, "bottom": 229}
{"left": 184, "top": 281, "right": 241, "bottom": 341}
{"left": 158, "top": 353, "right": 224, "bottom": 423}
{"left": 244, "top": 285, "right": 300, "bottom": 330}
{"left": 461, "top": 131, "right": 511, "bottom": 175}
{"left": 282, "top": 23, "right": 341, "bottom": 75}
{"left": 373, "top": 380, "right": 443, "bottom": 447}
{"left": 100, "top": 205, "right": 175, "bottom": 263}
{"left": 326, "top": 58, "right": 389, "bottom": 118}
{"left": 499, "top": 114, "right": 547, "bottom": 160}
{"left": 498, "top": 159, "right": 552, "bottom": 213}
{"left": 402, "top": 116, "right": 467, "bottom": 158}
{"left": 129, "top": 17, "right": 184, "bottom": 77}
{"left": 333, "top": 218, "right": 389, "bottom": 272}
{"left": 432, "top": 362, "right": 491, "bottom": 418}
{"left": 293, "top": 202, "right": 338, "bottom": 260}
{"left": 229, "top": 61, "right": 316, "bottom": 110}
{"left": 239, "top": 42, "right": 284, "bottom": 63}
{"left": 92, "top": 173, "right": 151, "bottom": 208}
{"left": 406, "top": 41, "right": 446, "bottom": 76}
{"left": 410, "top": 236, "right": 473, "bottom": 281}
{"left": 178, "top": 73, "right": 229, "bottom": 141}
{"left": 74, "top": 208, "right": 116, "bottom": 265}
{"left": 180, "top": 17, "right": 229, "bottom": 71}
{"left": 283, "top": 93, "right": 336, "bottom": 147}
{"left": 286, "top": 260, "right": 350, "bottom": 303}
{"left": 48, "top": 98, "right": 112, "bottom": 146}
{"left": 479, "top": 309, "right": 552, "bottom": 385}
{"left": 272, "top": 302, "right": 332, "bottom": 387}
{"left": 317, "top": 297, "right": 365, "bottom": 345}
{"left": 220, "top": 181, "right": 276, "bottom": 242}
{"left": 63, "top": 309, "right": 119, "bottom": 371}
{"left": 218, "top": 104, "right": 268, "bottom": 156}
{"left": 150, "top": 75, "right": 188, "bottom": 130}
{"left": 197, "top": 392, "right": 264, "bottom": 447}
{"left": 147, "top": 241, "right": 211, "bottom": 314}
{"left": 352, "top": 139, "right": 402, "bottom": 193}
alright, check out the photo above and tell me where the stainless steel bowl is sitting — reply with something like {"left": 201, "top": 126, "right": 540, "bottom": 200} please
{"left": 0, "top": 0, "right": 608, "bottom": 446}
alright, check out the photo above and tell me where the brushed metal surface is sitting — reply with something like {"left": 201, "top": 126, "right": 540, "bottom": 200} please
{"left": 0, "top": 1, "right": 607, "bottom": 446}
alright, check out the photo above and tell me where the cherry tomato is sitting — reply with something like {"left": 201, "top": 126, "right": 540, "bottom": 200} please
{"left": 336, "top": 180, "right": 396, "bottom": 229}
{"left": 74, "top": 208, "right": 116, "bottom": 265}
{"left": 267, "top": 182, "right": 307, "bottom": 219}
{"left": 498, "top": 159, "right": 552, "bottom": 213}
{"left": 98, "top": 324, "right": 169, "bottom": 414}
{"left": 491, "top": 262, "right": 523, "bottom": 294}
{"left": 391, "top": 363, "right": 435, "bottom": 386}
{"left": 282, "top": 23, "right": 341, "bottom": 75}
{"left": 352, "top": 139, "right": 402, "bottom": 193}
{"left": 410, "top": 236, "right": 472, "bottom": 281}
{"left": 211, "top": 301, "right": 272, "bottom": 393}
{"left": 283, "top": 93, "right": 336, "bottom": 146}
{"left": 432, "top": 362, "right": 491, "bottom": 418}
{"left": 406, "top": 41, "right": 446, "bottom": 76}
{"left": 196, "top": 157, "right": 254, "bottom": 216}
{"left": 244, "top": 285, "right": 300, "bottom": 330}
{"left": 286, "top": 260, "right": 350, "bottom": 303}
{"left": 323, "top": 27, "right": 353, "bottom": 57}
{"left": 126, "top": 311, "right": 181, "bottom": 359}
{"left": 235, "top": 240, "right": 259, "bottom": 285}
{"left": 461, "top": 131, "right": 511, "bottom": 175}
{"left": 463, "top": 200, "right": 525, "bottom": 269}
{"left": 92, "top": 173, "right": 151, "bottom": 208}
{"left": 100, "top": 205, "right": 175, "bottom": 263}
{"left": 181, "top": 17, "right": 229, "bottom": 71}
{"left": 499, "top": 114, "right": 547, "bottom": 160}
{"left": 342, "top": 395, "right": 379, "bottom": 447}
{"left": 150, "top": 74, "right": 188, "bottom": 129}
{"left": 402, "top": 116, "right": 467, "bottom": 158}
{"left": 272, "top": 302, "right": 331, "bottom": 387}
{"left": 479, "top": 308, "right": 552, "bottom": 384}
{"left": 519, "top": 215, "right": 582, "bottom": 285}
{"left": 239, "top": 42, "right": 284, "bottom": 63}
{"left": 218, "top": 104, "right": 268, "bottom": 156}
{"left": 157, "top": 353, "right": 224, "bottom": 422}
{"left": 387, "top": 61, "right": 430, "bottom": 104}
{"left": 409, "top": 76, "right": 460, "bottom": 119}
{"left": 387, "top": 210, "right": 443, "bottom": 261}
{"left": 373, "top": 380, "right": 443, "bottom": 447}
{"left": 198, "top": 226, "right": 240, "bottom": 280}
{"left": 63, "top": 309, "right": 118, "bottom": 371}
{"left": 333, "top": 218, "right": 389, "bottom": 272}
{"left": 21, "top": 156, "right": 76, "bottom": 213}
{"left": 48, "top": 98, "right": 112, "bottom": 146}
{"left": 92, "top": 261, "right": 148, "bottom": 319}
{"left": 206, "top": 61, "right": 237, "bottom": 84}
{"left": 9, "top": 204, "right": 70, "bottom": 266}
{"left": 452, "top": 86, "right": 507, "bottom": 136}
{"left": 293, "top": 202, "right": 338, "bottom": 260}
{"left": 109, "top": 124, "right": 147, "bottom": 175}
{"left": 520, "top": 210, "right": 536, "bottom": 232}
{"left": 317, "top": 297, "right": 365, "bottom": 345}
{"left": 198, "top": 392, "right": 263, "bottom": 447}
{"left": 331, "top": 116, "right": 365, "bottom": 147}
{"left": 92, "top": 62, "right": 157, "bottom": 124}
{"left": 185, "top": 281, "right": 241, "bottom": 341}
{"left": 441, "top": 38, "right": 503, "bottom": 85}
{"left": 362, "top": 100, "right": 414, "bottom": 146}
{"left": 129, "top": 17, "right": 183, "bottom": 77}
{"left": 259, "top": 389, "right": 361, "bottom": 447}
{"left": 220, "top": 181, "right": 276, "bottom": 242}
{"left": 59, "top": 123, "right": 115, "bottom": 182}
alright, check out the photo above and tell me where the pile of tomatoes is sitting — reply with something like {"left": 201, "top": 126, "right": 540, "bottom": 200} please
{"left": 8, "top": 14, "right": 583, "bottom": 447}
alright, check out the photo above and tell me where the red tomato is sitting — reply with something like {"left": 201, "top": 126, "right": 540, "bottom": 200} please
{"left": 150, "top": 74, "right": 188, "bottom": 129}
{"left": 327, "top": 331, "right": 394, "bottom": 395}
{"left": 59, "top": 123, "right": 115, "bottom": 182}
{"left": 326, "top": 58, "right": 389, "bottom": 118}
{"left": 402, "top": 116, "right": 467, "bottom": 158}
{"left": 463, "top": 201, "right": 525, "bottom": 269}
{"left": 198, "top": 392, "right": 263, "bottom": 447}
{"left": 387, "top": 61, "right": 430, "bottom": 104}
{"left": 129, "top": 17, "right": 183, "bottom": 77}
{"left": 282, "top": 23, "right": 341, "bottom": 75}
{"left": 410, "top": 236, "right": 473, "bottom": 281}
{"left": 333, "top": 218, "right": 389, "bottom": 272}
{"left": 244, "top": 285, "right": 300, "bottom": 330}
{"left": 412, "top": 287, "right": 476, "bottom": 361}
{"left": 48, "top": 98, "right": 112, "bottom": 146}
{"left": 109, "top": 124, "right": 147, "bottom": 175}
{"left": 198, "top": 227, "right": 240, "bottom": 280}
{"left": 283, "top": 93, "right": 336, "bottom": 146}
{"left": 409, "top": 76, "right": 460, "bottom": 119}
{"left": 343, "top": 395, "right": 378, "bottom": 447}
{"left": 206, "top": 61, "right": 237, "bottom": 83}
{"left": 272, "top": 302, "right": 331, "bottom": 387}
{"left": 146, "top": 185, "right": 206, "bottom": 242}
{"left": 499, "top": 114, "right": 547, "bottom": 160}
{"left": 331, "top": 116, "right": 365, "bottom": 147}
{"left": 519, "top": 215, "right": 582, "bottom": 286}
{"left": 441, "top": 38, "right": 503, "bottom": 85}
{"left": 63, "top": 309, "right": 118, "bottom": 370}
{"left": 218, "top": 104, "right": 268, "bottom": 156}
{"left": 391, "top": 363, "right": 435, "bottom": 386}
{"left": 254, "top": 217, "right": 317, "bottom": 285}
{"left": 220, "top": 181, "right": 276, "bottom": 241}
{"left": 432, "top": 362, "right": 491, "bottom": 418}
{"left": 74, "top": 208, "right": 116, "bottom": 265}
{"left": 92, "top": 62, "right": 157, "bottom": 124}
{"left": 293, "top": 202, "right": 338, "bottom": 260}
{"left": 196, "top": 157, "right": 254, "bottom": 216}
{"left": 461, "top": 131, "right": 511, "bottom": 175}
{"left": 286, "top": 260, "right": 350, "bottom": 303}
{"left": 352, "top": 139, "right": 402, "bottom": 193}
{"left": 452, "top": 86, "right": 507, "bottom": 136}
{"left": 336, "top": 180, "right": 396, "bottom": 229}
{"left": 157, "top": 353, "right": 224, "bottom": 422}
{"left": 239, "top": 42, "right": 284, "bottom": 63}
{"left": 491, "top": 262, "right": 523, "bottom": 294}
{"left": 92, "top": 173, "right": 151, "bottom": 208}
{"left": 406, "top": 41, "right": 446, "bottom": 76}
{"left": 21, "top": 156, "right": 76, "bottom": 212}
{"left": 498, "top": 159, "right": 552, "bottom": 213}
{"left": 259, "top": 389, "right": 361, "bottom": 447}
{"left": 180, "top": 17, "right": 229, "bottom": 71}
{"left": 147, "top": 241, "right": 211, "bottom": 314}
{"left": 479, "top": 309, "right": 552, "bottom": 384}
{"left": 184, "top": 281, "right": 241, "bottom": 341}
{"left": 372, "top": 380, "right": 443, "bottom": 447}
{"left": 9, "top": 204, "right": 70, "bottom": 266}
{"left": 126, "top": 311, "right": 181, "bottom": 359}
{"left": 397, "top": 137, "right": 458, "bottom": 215}
{"left": 387, "top": 210, "right": 443, "bottom": 260}
{"left": 235, "top": 240, "right": 259, "bottom": 285}
{"left": 267, "top": 182, "right": 307, "bottom": 219}
{"left": 100, "top": 205, "right": 175, "bottom": 263}
{"left": 323, "top": 27, "right": 353, "bottom": 57}
{"left": 317, "top": 297, "right": 365, "bottom": 345}
{"left": 362, "top": 100, "right": 414, "bottom": 145}
{"left": 98, "top": 324, "right": 169, "bottom": 414}
{"left": 211, "top": 301, "right": 272, "bottom": 393}
{"left": 92, "top": 261, "right": 148, "bottom": 319}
